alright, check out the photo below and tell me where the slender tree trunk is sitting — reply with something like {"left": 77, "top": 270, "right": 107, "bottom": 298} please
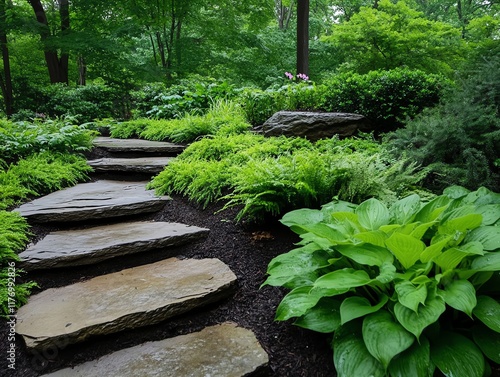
{"left": 28, "top": 0, "right": 69, "bottom": 84}
{"left": 296, "top": 0, "right": 309, "bottom": 75}
{"left": 0, "top": 0, "right": 13, "bottom": 115}
{"left": 78, "top": 55, "right": 86, "bottom": 86}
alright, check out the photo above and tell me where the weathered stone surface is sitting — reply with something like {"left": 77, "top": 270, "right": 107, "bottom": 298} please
{"left": 42, "top": 322, "right": 268, "bottom": 377}
{"left": 14, "top": 180, "right": 169, "bottom": 223}
{"left": 260, "top": 111, "right": 371, "bottom": 140}
{"left": 87, "top": 157, "right": 173, "bottom": 174}
{"left": 93, "top": 137, "right": 185, "bottom": 154}
{"left": 16, "top": 258, "right": 237, "bottom": 350}
{"left": 19, "top": 221, "right": 209, "bottom": 270}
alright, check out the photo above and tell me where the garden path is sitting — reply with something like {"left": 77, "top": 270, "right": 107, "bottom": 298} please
{"left": 14, "top": 137, "right": 269, "bottom": 376}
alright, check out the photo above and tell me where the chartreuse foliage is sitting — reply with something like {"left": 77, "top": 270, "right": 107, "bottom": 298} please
{"left": 110, "top": 100, "right": 250, "bottom": 143}
{"left": 264, "top": 186, "right": 500, "bottom": 376}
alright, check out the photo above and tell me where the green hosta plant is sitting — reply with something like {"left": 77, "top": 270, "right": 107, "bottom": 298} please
{"left": 264, "top": 186, "right": 500, "bottom": 377}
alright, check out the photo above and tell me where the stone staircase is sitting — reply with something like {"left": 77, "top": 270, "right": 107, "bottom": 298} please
{"left": 14, "top": 137, "right": 269, "bottom": 376}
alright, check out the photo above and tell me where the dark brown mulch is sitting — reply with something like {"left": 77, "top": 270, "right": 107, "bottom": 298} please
{"left": 0, "top": 193, "right": 337, "bottom": 377}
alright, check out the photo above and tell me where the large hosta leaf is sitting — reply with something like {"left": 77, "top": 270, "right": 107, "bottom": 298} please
{"left": 439, "top": 279, "right": 477, "bottom": 317}
{"left": 394, "top": 290, "right": 446, "bottom": 339}
{"left": 362, "top": 310, "right": 415, "bottom": 370}
{"left": 391, "top": 194, "right": 421, "bottom": 225}
{"left": 353, "top": 230, "right": 387, "bottom": 247}
{"left": 356, "top": 198, "right": 390, "bottom": 231}
{"left": 475, "top": 204, "right": 500, "bottom": 225}
{"left": 275, "top": 286, "right": 323, "bottom": 321}
{"left": 281, "top": 208, "right": 323, "bottom": 228}
{"left": 314, "top": 268, "right": 373, "bottom": 290}
{"left": 385, "top": 232, "right": 425, "bottom": 270}
{"left": 465, "top": 226, "right": 500, "bottom": 251}
{"left": 388, "top": 336, "right": 433, "bottom": 377}
{"left": 335, "top": 244, "right": 393, "bottom": 267}
{"left": 472, "top": 324, "right": 500, "bottom": 363}
{"left": 414, "top": 195, "right": 450, "bottom": 223}
{"left": 294, "top": 298, "right": 341, "bottom": 333}
{"left": 395, "top": 281, "right": 427, "bottom": 313}
{"left": 470, "top": 252, "right": 500, "bottom": 272}
{"left": 431, "top": 331, "right": 485, "bottom": 377}
{"left": 264, "top": 247, "right": 330, "bottom": 288}
{"left": 333, "top": 320, "right": 385, "bottom": 377}
{"left": 340, "top": 295, "right": 388, "bottom": 325}
{"left": 473, "top": 295, "right": 500, "bottom": 332}
{"left": 420, "top": 237, "right": 451, "bottom": 263}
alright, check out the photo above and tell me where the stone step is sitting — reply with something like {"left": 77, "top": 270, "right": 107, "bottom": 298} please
{"left": 18, "top": 221, "right": 209, "bottom": 271}
{"left": 87, "top": 157, "right": 173, "bottom": 174}
{"left": 16, "top": 258, "right": 237, "bottom": 350}
{"left": 14, "top": 180, "right": 169, "bottom": 223}
{"left": 93, "top": 137, "right": 185, "bottom": 155}
{"left": 41, "top": 322, "right": 268, "bottom": 377}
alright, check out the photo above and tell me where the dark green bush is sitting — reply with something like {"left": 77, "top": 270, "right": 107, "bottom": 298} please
{"left": 319, "top": 68, "right": 449, "bottom": 131}
{"left": 131, "top": 77, "right": 235, "bottom": 119}
{"left": 13, "top": 83, "right": 122, "bottom": 123}
{"left": 0, "top": 118, "right": 97, "bottom": 163}
{"left": 385, "top": 55, "right": 500, "bottom": 192}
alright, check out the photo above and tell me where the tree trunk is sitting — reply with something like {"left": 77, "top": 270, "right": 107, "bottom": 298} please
{"left": 28, "top": 0, "right": 69, "bottom": 84}
{"left": 0, "top": 0, "right": 13, "bottom": 116}
{"left": 78, "top": 55, "right": 86, "bottom": 86}
{"left": 296, "top": 0, "right": 309, "bottom": 76}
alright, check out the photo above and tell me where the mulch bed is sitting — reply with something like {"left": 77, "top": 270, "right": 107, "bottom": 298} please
{"left": 0, "top": 191, "right": 337, "bottom": 377}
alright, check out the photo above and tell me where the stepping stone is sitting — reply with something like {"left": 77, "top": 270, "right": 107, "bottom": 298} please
{"left": 87, "top": 157, "right": 173, "bottom": 174}
{"left": 41, "top": 322, "right": 269, "bottom": 377}
{"left": 16, "top": 258, "right": 237, "bottom": 350}
{"left": 14, "top": 180, "right": 169, "bottom": 223}
{"left": 93, "top": 137, "right": 185, "bottom": 154}
{"left": 18, "top": 221, "right": 209, "bottom": 270}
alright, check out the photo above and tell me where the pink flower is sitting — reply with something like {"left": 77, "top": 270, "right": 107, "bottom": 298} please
{"left": 285, "top": 72, "right": 294, "bottom": 80}
{"left": 297, "top": 73, "right": 309, "bottom": 81}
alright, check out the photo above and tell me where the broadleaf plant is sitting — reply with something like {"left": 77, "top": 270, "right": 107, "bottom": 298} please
{"left": 264, "top": 186, "right": 500, "bottom": 376}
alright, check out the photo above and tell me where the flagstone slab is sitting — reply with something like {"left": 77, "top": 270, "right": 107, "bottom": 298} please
{"left": 14, "top": 180, "right": 169, "bottom": 223}
{"left": 19, "top": 221, "right": 209, "bottom": 270}
{"left": 87, "top": 157, "right": 173, "bottom": 174}
{"left": 16, "top": 258, "right": 237, "bottom": 350}
{"left": 42, "top": 322, "right": 269, "bottom": 377}
{"left": 93, "top": 137, "right": 185, "bottom": 154}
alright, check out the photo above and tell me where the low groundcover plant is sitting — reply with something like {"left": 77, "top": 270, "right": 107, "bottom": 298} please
{"left": 264, "top": 186, "right": 500, "bottom": 377}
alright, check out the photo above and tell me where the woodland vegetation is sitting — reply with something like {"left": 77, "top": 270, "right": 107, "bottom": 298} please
{"left": 1, "top": 0, "right": 499, "bottom": 376}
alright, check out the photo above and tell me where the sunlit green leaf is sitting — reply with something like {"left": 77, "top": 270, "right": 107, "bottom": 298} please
{"left": 395, "top": 281, "right": 427, "bottom": 313}
{"left": 281, "top": 208, "right": 323, "bottom": 228}
{"left": 353, "top": 230, "right": 387, "bottom": 247}
{"left": 475, "top": 204, "right": 500, "bottom": 225}
{"left": 440, "top": 279, "right": 477, "bottom": 317}
{"left": 414, "top": 195, "right": 450, "bottom": 223}
{"left": 275, "top": 286, "right": 323, "bottom": 321}
{"left": 333, "top": 320, "right": 385, "bottom": 377}
{"left": 410, "top": 221, "right": 436, "bottom": 240}
{"left": 431, "top": 331, "right": 485, "bottom": 377}
{"left": 340, "top": 295, "right": 388, "bottom": 325}
{"left": 314, "top": 268, "right": 373, "bottom": 290}
{"left": 294, "top": 298, "right": 341, "bottom": 333}
{"left": 394, "top": 290, "right": 445, "bottom": 339}
{"left": 391, "top": 194, "right": 421, "bottom": 224}
{"left": 385, "top": 232, "right": 425, "bottom": 270}
{"left": 356, "top": 198, "right": 390, "bottom": 231}
{"left": 438, "top": 214, "right": 483, "bottom": 236}
{"left": 434, "top": 247, "right": 469, "bottom": 271}
{"left": 336, "top": 244, "right": 393, "bottom": 266}
{"left": 420, "top": 236, "right": 450, "bottom": 263}
{"left": 363, "top": 310, "right": 415, "bottom": 370}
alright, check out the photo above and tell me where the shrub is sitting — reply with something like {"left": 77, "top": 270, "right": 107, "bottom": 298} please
{"left": 264, "top": 186, "right": 500, "bottom": 376}
{"left": 113, "top": 100, "right": 251, "bottom": 143}
{"left": 385, "top": 56, "right": 500, "bottom": 192}
{"left": 319, "top": 68, "right": 448, "bottom": 132}
{"left": 0, "top": 118, "right": 97, "bottom": 163}
{"left": 131, "top": 78, "right": 235, "bottom": 119}
{"left": 0, "top": 152, "right": 92, "bottom": 210}
{"left": 150, "top": 132, "right": 427, "bottom": 222}
{"left": 0, "top": 211, "right": 36, "bottom": 318}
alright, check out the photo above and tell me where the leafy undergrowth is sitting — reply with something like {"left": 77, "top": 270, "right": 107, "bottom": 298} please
{"left": 109, "top": 100, "right": 251, "bottom": 143}
{"left": 149, "top": 132, "right": 428, "bottom": 222}
{"left": 0, "top": 118, "right": 95, "bottom": 318}
{"left": 265, "top": 186, "right": 500, "bottom": 377}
